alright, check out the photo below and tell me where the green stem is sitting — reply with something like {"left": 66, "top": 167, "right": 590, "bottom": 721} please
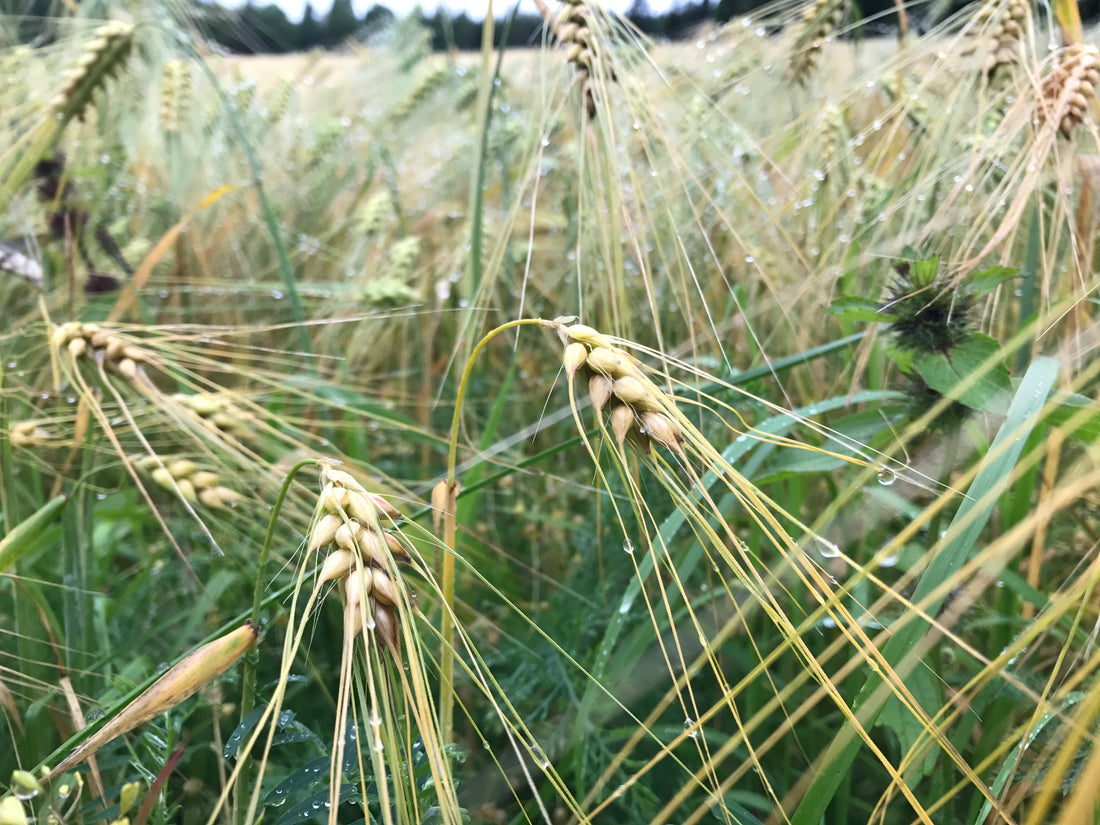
{"left": 173, "top": 35, "right": 312, "bottom": 356}
{"left": 237, "top": 458, "right": 317, "bottom": 825}
{"left": 440, "top": 317, "right": 554, "bottom": 745}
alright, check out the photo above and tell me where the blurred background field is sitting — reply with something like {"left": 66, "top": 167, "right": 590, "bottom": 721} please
{"left": 2, "top": 2, "right": 1100, "bottom": 825}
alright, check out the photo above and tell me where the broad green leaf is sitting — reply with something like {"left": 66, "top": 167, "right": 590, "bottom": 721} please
{"left": 912, "top": 334, "right": 1011, "bottom": 412}
{"left": 968, "top": 265, "right": 1018, "bottom": 296}
{"left": 789, "top": 356, "right": 1059, "bottom": 825}
{"left": 884, "top": 341, "right": 914, "bottom": 373}
{"left": 1042, "top": 388, "right": 1100, "bottom": 444}
{"left": 827, "top": 296, "right": 895, "bottom": 323}
{"left": 911, "top": 255, "right": 941, "bottom": 285}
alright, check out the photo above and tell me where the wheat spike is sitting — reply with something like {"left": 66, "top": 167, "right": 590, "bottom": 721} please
{"left": 49, "top": 22, "right": 135, "bottom": 123}
{"left": 549, "top": 0, "right": 616, "bottom": 117}
{"left": 789, "top": 0, "right": 848, "bottom": 87}
{"left": 51, "top": 322, "right": 155, "bottom": 389}
{"left": 390, "top": 63, "right": 451, "bottom": 123}
{"left": 307, "top": 463, "right": 409, "bottom": 659}
{"left": 171, "top": 392, "right": 260, "bottom": 445}
{"left": 159, "top": 60, "right": 192, "bottom": 135}
{"left": 132, "top": 454, "right": 244, "bottom": 510}
{"left": 969, "top": 0, "right": 1031, "bottom": 79}
{"left": 557, "top": 321, "right": 685, "bottom": 457}
{"left": 1039, "top": 43, "right": 1100, "bottom": 138}
{"left": 264, "top": 78, "right": 293, "bottom": 123}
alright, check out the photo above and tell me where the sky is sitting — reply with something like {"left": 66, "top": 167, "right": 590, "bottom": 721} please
{"left": 231, "top": 0, "right": 641, "bottom": 21}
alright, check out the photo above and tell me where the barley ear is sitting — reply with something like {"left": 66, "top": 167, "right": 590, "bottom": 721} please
{"left": 1039, "top": 43, "right": 1100, "bottom": 138}
{"left": 49, "top": 623, "right": 258, "bottom": 779}
{"left": 789, "top": 0, "right": 848, "bottom": 86}
{"left": 0, "top": 23, "right": 135, "bottom": 210}
{"left": 50, "top": 22, "right": 136, "bottom": 123}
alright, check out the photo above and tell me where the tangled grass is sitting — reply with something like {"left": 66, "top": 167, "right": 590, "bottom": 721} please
{"left": 1, "top": 2, "right": 1100, "bottom": 825}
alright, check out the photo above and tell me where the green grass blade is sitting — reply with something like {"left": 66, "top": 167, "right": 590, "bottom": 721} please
{"left": 789, "top": 355, "right": 1060, "bottom": 825}
{"left": 0, "top": 496, "right": 67, "bottom": 575}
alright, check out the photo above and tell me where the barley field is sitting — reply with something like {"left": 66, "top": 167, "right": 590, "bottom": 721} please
{"left": 2, "top": 3, "right": 1100, "bottom": 825}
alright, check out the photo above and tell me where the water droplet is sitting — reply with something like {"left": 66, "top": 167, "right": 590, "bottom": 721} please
{"left": 877, "top": 468, "right": 896, "bottom": 486}
{"left": 532, "top": 745, "right": 550, "bottom": 768}
{"left": 623, "top": 539, "right": 634, "bottom": 554}
{"left": 683, "top": 718, "right": 699, "bottom": 739}
{"left": 817, "top": 541, "right": 840, "bottom": 559}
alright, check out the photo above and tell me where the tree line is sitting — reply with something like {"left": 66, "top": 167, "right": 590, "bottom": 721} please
{"left": 187, "top": 0, "right": 767, "bottom": 54}
{"left": 190, "top": 0, "right": 885, "bottom": 54}
{"left": 6, "top": 0, "right": 1100, "bottom": 54}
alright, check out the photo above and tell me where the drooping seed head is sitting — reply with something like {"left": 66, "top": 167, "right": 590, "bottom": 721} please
{"left": 345, "top": 490, "right": 381, "bottom": 528}
{"left": 639, "top": 411, "right": 685, "bottom": 456}
{"left": 370, "top": 494, "right": 402, "bottom": 521}
{"left": 372, "top": 600, "right": 400, "bottom": 654}
{"left": 563, "top": 342, "right": 589, "bottom": 378}
{"left": 371, "top": 567, "right": 399, "bottom": 607}
{"left": 612, "top": 375, "right": 661, "bottom": 411}
{"left": 334, "top": 520, "right": 364, "bottom": 553}
{"left": 586, "top": 347, "right": 632, "bottom": 378}
{"left": 565, "top": 323, "right": 608, "bottom": 348}
{"left": 319, "top": 549, "right": 358, "bottom": 584}
{"left": 309, "top": 513, "right": 343, "bottom": 552}
{"left": 610, "top": 405, "right": 635, "bottom": 448}
{"left": 589, "top": 373, "right": 613, "bottom": 413}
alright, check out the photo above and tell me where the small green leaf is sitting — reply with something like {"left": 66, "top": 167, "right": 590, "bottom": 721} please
{"left": 883, "top": 342, "right": 914, "bottom": 373}
{"left": 968, "top": 266, "right": 1018, "bottom": 296}
{"left": 876, "top": 665, "right": 942, "bottom": 780}
{"left": 1041, "top": 389, "right": 1100, "bottom": 443}
{"left": 912, "top": 334, "right": 1011, "bottom": 412}
{"left": 910, "top": 255, "right": 941, "bottom": 285}
{"left": 828, "top": 296, "right": 895, "bottom": 323}
{"left": 0, "top": 496, "right": 67, "bottom": 575}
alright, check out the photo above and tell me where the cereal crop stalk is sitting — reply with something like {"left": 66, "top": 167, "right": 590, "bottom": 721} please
{"left": 440, "top": 318, "right": 557, "bottom": 744}
{"left": 235, "top": 457, "right": 317, "bottom": 820}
